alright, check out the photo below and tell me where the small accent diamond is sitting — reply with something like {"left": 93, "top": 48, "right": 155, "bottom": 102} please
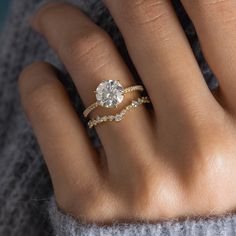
{"left": 87, "top": 96, "right": 151, "bottom": 128}
{"left": 132, "top": 100, "right": 139, "bottom": 107}
{"left": 109, "top": 116, "right": 114, "bottom": 121}
{"left": 115, "top": 114, "right": 123, "bottom": 121}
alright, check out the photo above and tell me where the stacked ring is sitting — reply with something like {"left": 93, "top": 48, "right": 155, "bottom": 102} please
{"left": 88, "top": 96, "right": 150, "bottom": 128}
{"left": 83, "top": 80, "right": 144, "bottom": 117}
{"left": 83, "top": 80, "right": 151, "bottom": 128}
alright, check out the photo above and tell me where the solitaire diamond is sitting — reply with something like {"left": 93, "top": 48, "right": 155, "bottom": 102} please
{"left": 96, "top": 80, "right": 124, "bottom": 108}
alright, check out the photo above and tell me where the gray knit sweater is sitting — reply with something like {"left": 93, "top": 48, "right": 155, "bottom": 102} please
{"left": 0, "top": 0, "right": 236, "bottom": 235}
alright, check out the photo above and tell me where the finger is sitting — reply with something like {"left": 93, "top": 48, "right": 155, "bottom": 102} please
{"left": 31, "top": 3, "right": 155, "bottom": 174}
{"left": 19, "top": 62, "right": 102, "bottom": 201}
{"left": 103, "top": 0, "right": 221, "bottom": 125}
{"left": 180, "top": 0, "right": 236, "bottom": 113}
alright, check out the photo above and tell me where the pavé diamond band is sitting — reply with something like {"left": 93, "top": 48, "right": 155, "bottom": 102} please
{"left": 83, "top": 80, "right": 145, "bottom": 118}
{"left": 88, "top": 97, "right": 150, "bottom": 128}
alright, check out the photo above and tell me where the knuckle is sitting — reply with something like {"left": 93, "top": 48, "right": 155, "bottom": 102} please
{"left": 23, "top": 84, "right": 57, "bottom": 118}
{"left": 190, "top": 154, "right": 234, "bottom": 212}
{"left": 20, "top": 76, "right": 59, "bottom": 119}
{"left": 194, "top": 148, "right": 225, "bottom": 173}
{"left": 60, "top": 29, "right": 109, "bottom": 64}
{"left": 19, "top": 61, "right": 51, "bottom": 96}
{"left": 121, "top": 0, "right": 169, "bottom": 30}
{"left": 198, "top": 138, "right": 232, "bottom": 173}
{"left": 128, "top": 173, "right": 182, "bottom": 218}
{"left": 187, "top": 127, "right": 233, "bottom": 177}
{"left": 196, "top": 0, "right": 232, "bottom": 8}
{"left": 193, "top": 0, "right": 235, "bottom": 24}
{"left": 19, "top": 62, "right": 55, "bottom": 107}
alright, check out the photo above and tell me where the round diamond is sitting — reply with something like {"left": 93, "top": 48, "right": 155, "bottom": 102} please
{"left": 114, "top": 114, "right": 122, "bottom": 121}
{"left": 96, "top": 80, "right": 124, "bottom": 108}
{"left": 132, "top": 100, "right": 139, "bottom": 107}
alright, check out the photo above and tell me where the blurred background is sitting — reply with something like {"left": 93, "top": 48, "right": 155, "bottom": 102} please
{"left": 0, "top": 0, "right": 11, "bottom": 31}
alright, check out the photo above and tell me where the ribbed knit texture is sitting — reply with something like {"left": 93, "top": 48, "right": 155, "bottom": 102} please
{"left": 49, "top": 198, "right": 236, "bottom": 236}
{"left": 0, "top": 0, "right": 234, "bottom": 235}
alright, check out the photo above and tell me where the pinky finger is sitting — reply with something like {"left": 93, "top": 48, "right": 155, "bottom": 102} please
{"left": 18, "top": 62, "right": 102, "bottom": 206}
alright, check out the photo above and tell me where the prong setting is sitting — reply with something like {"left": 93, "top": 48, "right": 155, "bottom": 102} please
{"left": 83, "top": 80, "right": 145, "bottom": 118}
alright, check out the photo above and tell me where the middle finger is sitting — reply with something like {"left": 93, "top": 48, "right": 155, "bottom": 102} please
{"left": 104, "top": 0, "right": 221, "bottom": 126}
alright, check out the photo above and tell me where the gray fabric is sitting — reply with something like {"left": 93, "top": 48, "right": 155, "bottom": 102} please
{"left": 49, "top": 197, "right": 236, "bottom": 236}
{"left": 0, "top": 0, "right": 234, "bottom": 235}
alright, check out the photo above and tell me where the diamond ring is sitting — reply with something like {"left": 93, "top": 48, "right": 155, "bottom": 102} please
{"left": 83, "top": 80, "right": 144, "bottom": 117}
{"left": 87, "top": 96, "right": 150, "bottom": 128}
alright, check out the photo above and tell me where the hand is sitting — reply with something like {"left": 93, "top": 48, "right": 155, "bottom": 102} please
{"left": 19, "top": 1, "right": 236, "bottom": 223}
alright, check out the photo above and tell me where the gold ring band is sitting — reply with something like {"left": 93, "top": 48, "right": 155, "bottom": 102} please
{"left": 88, "top": 96, "right": 150, "bottom": 128}
{"left": 83, "top": 80, "right": 144, "bottom": 118}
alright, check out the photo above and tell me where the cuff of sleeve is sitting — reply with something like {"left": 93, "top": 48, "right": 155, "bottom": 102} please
{"left": 48, "top": 197, "right": 236, "bottom": 236}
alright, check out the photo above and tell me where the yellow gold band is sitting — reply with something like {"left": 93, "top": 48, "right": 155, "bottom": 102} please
{"left": 83, "top": 85, "right": 144, "bottom": 118}
{"left": 88, "top": 96, "right": 150, "bottom": 128}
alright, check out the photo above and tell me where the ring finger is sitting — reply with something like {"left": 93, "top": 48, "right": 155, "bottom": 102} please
{"left": 31, "top": 2, "right": 155, "bottom": 174}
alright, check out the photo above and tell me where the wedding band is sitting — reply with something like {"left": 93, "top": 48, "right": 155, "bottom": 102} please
{"left": 88, "top": 96, "right": 150, "bottom": 128}
{"left": 83, "top": 80, "right": 144, "bottom": 117}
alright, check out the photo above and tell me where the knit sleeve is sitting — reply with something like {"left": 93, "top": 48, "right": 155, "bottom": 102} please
{"left": 48, "top": 197, "right": 236, "bottom": 236}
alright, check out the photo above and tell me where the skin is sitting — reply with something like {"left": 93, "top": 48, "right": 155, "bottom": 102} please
{"left": 18, "top": 0, "right": 236, "bottom": 223}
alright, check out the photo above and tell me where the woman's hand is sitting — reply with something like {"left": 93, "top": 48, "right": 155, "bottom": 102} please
{"left": 19, "top": 1, "right": 236, "bottom": 223}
